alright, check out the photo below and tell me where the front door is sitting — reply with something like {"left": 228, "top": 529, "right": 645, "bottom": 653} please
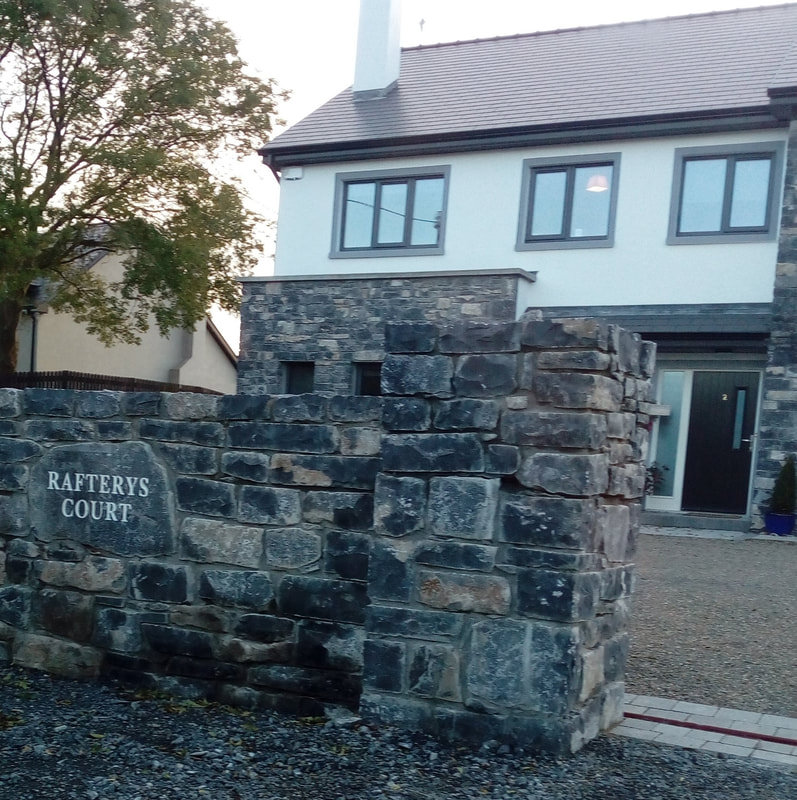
{"left": 680, "top": 371, "right": 760, "bottom": 514}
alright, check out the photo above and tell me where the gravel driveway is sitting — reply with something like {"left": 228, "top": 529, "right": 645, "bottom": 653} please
{"left": 626, "top": 533, "right": 797, "bottom": 717}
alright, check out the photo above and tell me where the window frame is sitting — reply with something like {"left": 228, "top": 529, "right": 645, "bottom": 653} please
{"left": 330, "top": 165, "right": 450, "bottom": 258}
{"left": 515, "top": 153, "right": 621, "bottom": 251}
{"left": 667, "top": 142, "right": 784, "bottom": 245}
{"left": 353, "top": 361, "right": 382, "bottom": 396}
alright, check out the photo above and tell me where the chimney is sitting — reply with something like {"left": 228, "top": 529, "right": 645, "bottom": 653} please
{"left": 353, "top": 0, "right": 401, "bottom": 100}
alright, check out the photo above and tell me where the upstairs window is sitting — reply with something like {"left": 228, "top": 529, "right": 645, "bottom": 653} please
{"left": 668, "top": 142, "right": 784, "bottom": 244}
{"left": 354, "top": 362, "right": 382, "bottom": 396}
{"left": 331, "top": 166, "right": 449, "bottom": 258}
{"left": 516, "top": 154, "right": 621, "bottom": 250}
{"left": 283, "top": 361, "right": 314, "bottom": 394}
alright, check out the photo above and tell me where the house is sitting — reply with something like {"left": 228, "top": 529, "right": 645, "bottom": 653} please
{"left": 16, "top": 251, "right": 238, "bottom": 395}
{"left": 240, "top": 1, "right": 797, "bottom": 530}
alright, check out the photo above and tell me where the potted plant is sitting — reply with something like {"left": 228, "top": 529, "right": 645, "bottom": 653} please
{"left": 764, "top": 455, "right": 796, "bottom": 536}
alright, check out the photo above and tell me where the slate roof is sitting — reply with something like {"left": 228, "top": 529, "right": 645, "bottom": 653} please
{"left": 262, "top": 4, "right": 797, "bottom": 166}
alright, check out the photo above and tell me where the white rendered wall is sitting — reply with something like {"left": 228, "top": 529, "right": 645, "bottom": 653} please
{"left": 273, "top": 130, "right": 786, "bottom": 311}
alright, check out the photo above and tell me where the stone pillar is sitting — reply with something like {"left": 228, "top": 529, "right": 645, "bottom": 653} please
{"left": 753, "top": 120, "right": 797, "bottom": 528}
{"left": 360, "top": 317, "right": 654, "bottom": 754}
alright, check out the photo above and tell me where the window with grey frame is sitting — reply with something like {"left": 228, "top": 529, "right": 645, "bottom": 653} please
{"left": 668, "top": 143, "right": 784, "bottom": 244}
{"left": 517, "top": 154, "right": 620, "bottom": 250}
{"left": 331, "top": 167, "right": 449, "bottom": 257}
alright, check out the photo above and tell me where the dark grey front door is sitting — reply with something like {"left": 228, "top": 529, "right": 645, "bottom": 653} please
{"left": 681, "top": 371, "right": 759, "bottom": 514}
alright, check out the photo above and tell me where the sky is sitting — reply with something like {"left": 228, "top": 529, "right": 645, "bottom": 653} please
{"left": 199, "top": 0, "right": 790, "bottom": 344}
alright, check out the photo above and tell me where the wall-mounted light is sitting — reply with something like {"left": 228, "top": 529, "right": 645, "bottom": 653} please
{"left": 586, "top": 174, "right": 610, "bottom": 192}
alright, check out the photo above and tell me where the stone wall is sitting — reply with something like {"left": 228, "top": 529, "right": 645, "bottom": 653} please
{"left": 754, "top": 119, "right": 797, "bottom": 527}
{"left": 237, "top": 269, "right": 535, "bottom": 395}
{"left": 0, "top": 316, "right": 652, "bottom": 754}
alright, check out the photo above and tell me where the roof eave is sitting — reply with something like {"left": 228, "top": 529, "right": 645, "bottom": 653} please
{"left": 261, "top": 108, "right": 788, "bottom": 170}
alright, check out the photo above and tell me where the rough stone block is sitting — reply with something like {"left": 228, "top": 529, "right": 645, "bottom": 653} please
{"left": 23, "top": 419, "right": 94, "bottom": 441}
{"left": 219, "top": 638, "right": 292, "bottom": 664}
{"left": 198, "top": 569, "right": 273, "bottom": 610}
{"left": 167, "top": 656, "right": 243, "bottom": 683}
{"left": 597, "top": 504, "right": 632, "bottom": 563}
{"left": 607, "top": 464, "right": 646, "bottom": 499}
{"left": 640, "top": 340, "right": 656, "bottom": 378}
{"left": 408, "top": 643, "right": 461, "bottom": 700}
{"left": 366, "top": 605, "right": 465, "bottom": 641}
{"left": 234, "top": 614, "right": 295, "bottom": 643}
{"left": 37, "top": 589, "right": 93, "bottom": 642}
{"left": 418, "top": 570, "right": 510, "bottom": 615}
{"left": 501, "top": 547, "right": 601, "bottom": 572}
{"left": 304, "top": 491, "right": 373, "bottom": 531}
{"left": 130, "top": 562, "right": 189, "bottom": 603}
{"left": 536, "top": 350, "right": 613, "bottom": 371}
{"left": 0, "top": 436, "right": 41, "bottom": 462}
{"left": 36, "top": 556, "right": 126, "bottom": 593}
{"left": 369, "top": 537, "right": 412, "bottom": 602}
{"left": 0, "top": 464, "right": 26, "bottom": 491}
{"left": 533, "top": 373, "right": 623, "bottom": 411}
{"left": 453, "top": 354, "right": 517, "bottom": 397}
{"left": 270, "top": 455, "right": 380, "bottom": 490}
{"left": 0, "top": 585, "right": 31, "bottom": 627}
{"left": 439, "top": 321, "right": 520, "bottom": 354}
{"left": 141, "top": 623, "right": 214, "bottom": 658}
{"left": 0, "top": 388, "right": 22, "bottom": 417}
{"left": 363, "top": 639, "right": 405, "bottom": 693}
{"left": 381, "top": 397, "right": 431, "bottom": 431}
{"left": 176, "top": 477, "right": 235, "bottom": 517}
{"left": 428, "top": 477, "right": 499, "bottom": 540}
{"left": 227, "top": 422, "right": 339, "bottom": 453}
{"left": 265, "top": 528, "right": 322, "bottom": 570}
{"left": 527, "top": 622, "right": 580, "bottom": 715}
{"left": 278, "top": 575, "right": 368, "bottom": 623}
{"left": 13, "top": 633, "right": 101, "bottom": 678}
{"left": 329, "top": 396, "right": 383, "bottom": 422}
{"left": 0, "top": 493, "right": 28, "bottom": 535}
{"left": 217, "top": 394, "right": 271, "bottom": 420}
{"left": 466, "top": 619, "right": 527, "bottom": 708}
{"left": 384, "top": 323, "right": 438, "bottom": 354}
{"left": 24, "top": 388, "right": 74, "bottom": 416}
{"left": 325, "top": 530, "right": 371, "bottom": 580}
{"left": 270, "top": 394, "right": 327, "bottom": 422}
{"left": 163, "top": 393, "right": 218, "bottom": 420}
{"left": 139, "top": 419, "right": 224, "bottom": 446}
{"left": 500, "top": 411, "right": 607, "bottom": 449}
{"left": 579, "top": 645, "right": 605, "bottom": 701}
{"left": 607, "top": 412, "right": 636, "bottom": 439}
{"left": 517, "top": 453, "right": 609, "bottom": 496}
{"left": 614, "top": 327, "right": 642, "bottom": 375}
{"left": 171, "top": 605, "right": 231, "bottom": 633}
{"left": 92, "top": 608, "right": 143, "bottom": 653}
{"left": 604, "top": 633, "right": 629, "bottom": 683}
{"left": 373, "top": 474, "right": 426, "bottom": 538}
{"left": 415, "top": 541, "right": 496, "bottom": 572}
{"left": 249, "top": 664, "right": 360, "bottom": 705}
{"left": 521, "top": 318, "right": 610, "bottom": 351}
{"left": 499, "top": 494, "right": 597, "bottom": 550}
{"left": 517, "top": 569, "right": 600, "bottom": 622}
{"left": 221, "top": 451, "right": 270, "bottom": 482}
{"left": 381, "top": 354, "right": 454, "bottom": 397}
{"left": 382, "top": 433, "right": 484, "bottom": 473}
{"left": 122, "top": 392, "right": 161, "bottom": 416}
{"left": 433, "top": 399, "right": 500, "bottom": 431}
{"left": 156, "top": 443, "right": 217, "bottom": 475}
{"left": 238, "top": 486, "right": 302, "bottom": 526}
{"left": 76, "top": 392, "right": 121, "bottom": 418}
{"left": 296, "top": 620, "right": 364, "bottom": 672}
{"left": 486, "top": 444, "right": 520, "bottom": 476}
{"left": 96, "top": 421, "right": 133, "bottom": 440}
{"left": 341, "top": 426, "right": 381, "bottom": 456}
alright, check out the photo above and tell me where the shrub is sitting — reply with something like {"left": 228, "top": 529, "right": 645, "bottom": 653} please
{"left": 770, "top": 455, "right": 796, "bottom": 514}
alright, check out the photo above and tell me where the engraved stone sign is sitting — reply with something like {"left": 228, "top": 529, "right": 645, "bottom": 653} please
{"left": 30, "top": 442, "right": 174, "bottom": 556}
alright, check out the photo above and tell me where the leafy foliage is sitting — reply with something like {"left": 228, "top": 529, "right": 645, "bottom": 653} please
{"left": 0, "top": 0, "right": 283, "bottom": 369}
{"left": 770, "top": 455, "right": 796, "bottom": 514}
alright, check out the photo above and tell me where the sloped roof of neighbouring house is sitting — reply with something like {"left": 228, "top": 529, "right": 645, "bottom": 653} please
{"left": 261, "top": 4, "right": 797, "bottom": 168}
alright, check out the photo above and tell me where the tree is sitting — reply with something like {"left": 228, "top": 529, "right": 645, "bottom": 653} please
{"left": 0, "top": 0, "right": 282, "bottom": 372}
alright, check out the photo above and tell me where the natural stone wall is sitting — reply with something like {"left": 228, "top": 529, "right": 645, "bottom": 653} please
{"left": 0, "top": 316, "right": 652, "bottom": 754}
{"left": 754, "top": 119, "right": 797, "bottom": 528}
{"left": 237, "top": 270, "right": 535, "bottom": 395}
{"left": 360, "top": 316, "right": 653, "bottom": 753}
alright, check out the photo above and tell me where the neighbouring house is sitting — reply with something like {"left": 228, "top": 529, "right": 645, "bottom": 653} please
{"left": 240, "top": 1, "right": 797, "bottom": 531}
{"left": 16, "top": 250, "right": 238, "bottom": 395}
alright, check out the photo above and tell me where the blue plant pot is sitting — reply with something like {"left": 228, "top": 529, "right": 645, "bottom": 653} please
{"left": 764, "top": 512, "right": 796, "bottom": 536}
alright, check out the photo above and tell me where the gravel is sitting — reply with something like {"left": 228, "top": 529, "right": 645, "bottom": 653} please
{"left": 2, "top": 531, "right": 796, "bottom": 798}
{"left": 626, "top": 533, "right": 797, "bottom": 716}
